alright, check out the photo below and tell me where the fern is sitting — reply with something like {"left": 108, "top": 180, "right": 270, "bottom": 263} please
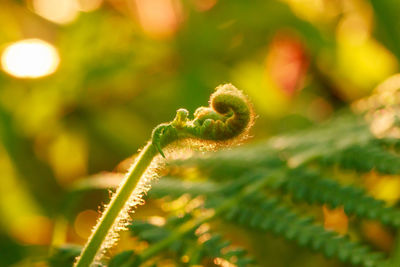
{"left": 117, "top": 218, "right": 255, "bottom": 267}
{"left": 282, "top": 169, "right": 400, "bottom": 227}
{"left": 52, "top": 109, "right": 400, "bottom": 267}
{"left": 319, "top": 143, "right": 400, "bottom": 174}
{"left": 73, "top": 84, "right": 254, "bottom": 267}
{"left": 224, "top": 194, "right": 387, "bottom": 267}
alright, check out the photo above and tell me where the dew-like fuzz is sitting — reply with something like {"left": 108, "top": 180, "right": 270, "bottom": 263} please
{"left": 90, "top": 134, "right": 246, "bottom": 262}
{"left": 75, "top": 84, "right": 255, "bottom": 267}
{"left": 92, "top": 154, "right": 164, "bottom": 261}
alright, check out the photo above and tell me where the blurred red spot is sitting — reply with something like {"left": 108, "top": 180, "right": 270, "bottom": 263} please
{"left": 266, "top": 33, "right": 309, "bottom": 96}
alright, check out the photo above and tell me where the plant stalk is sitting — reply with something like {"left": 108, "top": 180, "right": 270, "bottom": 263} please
{"left": 75, "top": 143, "right": 158, "bottom": 267}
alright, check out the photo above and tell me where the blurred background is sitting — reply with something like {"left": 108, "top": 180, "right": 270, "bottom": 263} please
{"left": 1, "top": 0, "right": 400, "bottom": 266}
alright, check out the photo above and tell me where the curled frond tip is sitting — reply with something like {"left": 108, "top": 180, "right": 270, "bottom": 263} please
{"left": 151, "top": 83, "right": 254, "bottom": 157}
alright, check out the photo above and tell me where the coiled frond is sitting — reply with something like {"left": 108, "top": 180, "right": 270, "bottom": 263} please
{"left": 152, "top": 83, "right": 254, "bottom": 157}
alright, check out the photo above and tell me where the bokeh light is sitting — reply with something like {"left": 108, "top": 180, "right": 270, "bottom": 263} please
{"left": 33, "top": 0, "right": 79, "bottom": 24}
{"left": 10, "top": 215, "right": 53, "bottom": 245}
{"left": 1, "top": 39, "right": 60, "bottom": 78}
{"left": 74, "top": 209, "right": 98, "bottom": 239}
{"left": 362, "top": 221, "right": 394, "bottom": 252}
{"left": 77, "top": 0, "right": 103, "bottom": 12}
{"left": 135, "top": 0, "right": 182, "bottom": 38}
{"left": 322, "top": 205, "right": 348, "bottom": 235}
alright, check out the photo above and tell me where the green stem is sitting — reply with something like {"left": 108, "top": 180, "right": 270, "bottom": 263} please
{"left": 75, "top": 143, "right": 158, "bottom": 267}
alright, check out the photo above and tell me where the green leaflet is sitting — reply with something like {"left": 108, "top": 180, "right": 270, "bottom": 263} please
{"left": 225, "top": 194, "right": 387, "bottom": 267}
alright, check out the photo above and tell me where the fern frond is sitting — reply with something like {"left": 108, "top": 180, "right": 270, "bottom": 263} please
{"left": 224, "top": 194, "right": 387, "bottom": 267}
{"left": 200, "top": 233, "right": 256, "bottom": 267}
{"left": 319, "top": 143, "right": 400, "bottom": 174}
{"left": 63, "top": 110, "right": 400, "bottom": 267}
{"left": 49, "top": 245, "right": 82, "bottom": 267}
{"left": 112, "top": 214, "right": 256, "bottom": 266}
{"left": 170, "top": 113, "right": 377, "bottom": 172}
{"left": 171, "top": 144, "right": 284, "bottom": 180}
{"left": 281, "top": 169, "right": 400, "bottom": 227}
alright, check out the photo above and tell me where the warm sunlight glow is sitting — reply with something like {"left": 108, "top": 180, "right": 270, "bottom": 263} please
{"left": 323, "top": 205, "right": 348, "bottom": 235}
{"left": 1, "top": 39, "right": 60, "bottom": 78}
{"left": 74, "top": 209, "right": 98, "bottom": 239}
{"left": 33, "top": 0, "right": 79, "bottom": 24}
{"left": 78, "top": 0, "right": 103, "bottom": 12}
{"left": 135, "top": 0, "right": 182, "bottom": 38}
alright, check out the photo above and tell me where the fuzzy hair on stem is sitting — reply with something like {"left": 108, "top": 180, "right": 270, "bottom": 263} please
{"left": 73, "top": 83, "right": 254, "bottom": 267}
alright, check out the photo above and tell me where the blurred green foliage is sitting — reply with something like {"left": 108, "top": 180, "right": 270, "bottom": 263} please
{"left": 2, "top": 0, "right": 400, "bottom": 266}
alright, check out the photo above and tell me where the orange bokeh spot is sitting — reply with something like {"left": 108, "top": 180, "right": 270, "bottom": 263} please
{"left": 74, "top": 209, "right": 99, "bottom": 239}
{"left": 362, "top": 221, "right": 393, "bottom": 252}
{"left": 323, "top": 205, "right": 348, "bottom": 235}
{"left": 10, "top": 215, "right": 53, "bottom": 245}
{"left": 135, "top": 0, "right": 182, "bottom": 39}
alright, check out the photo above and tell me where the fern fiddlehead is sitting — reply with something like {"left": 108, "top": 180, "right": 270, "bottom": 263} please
{"left": 74, "top": 84, "right": 254, "bottom": 267}
{"left": 152, "top": 83, "right": 254, "bottom": 157}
